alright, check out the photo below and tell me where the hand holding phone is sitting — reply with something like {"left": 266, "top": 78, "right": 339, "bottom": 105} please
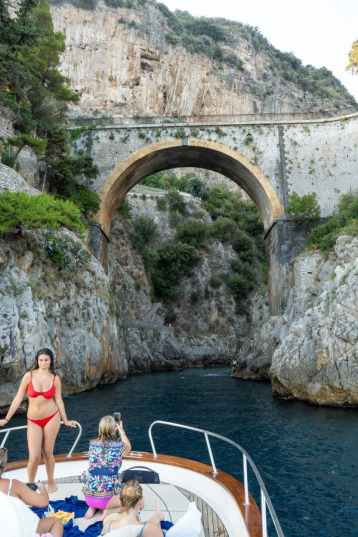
{"left": 113, "top": 412, "right": 121, "bottom": 424}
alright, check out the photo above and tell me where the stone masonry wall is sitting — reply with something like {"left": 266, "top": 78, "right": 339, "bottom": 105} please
{"left": 73, "top": 114, "right": 358, "bottom": 223}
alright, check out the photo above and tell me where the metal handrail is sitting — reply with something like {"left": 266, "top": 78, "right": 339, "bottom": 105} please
{"left": 148, "top": 420, "right": 284, "bottom": 537}
{"left": 0, "top": 421, "right": 82, "bottom": 459}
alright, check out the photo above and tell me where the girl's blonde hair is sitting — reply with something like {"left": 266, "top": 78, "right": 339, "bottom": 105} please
{"left": 0, "top": 447, "right": 8, "bottom": 476}
{"left": 98, "top": 415, "right": 117, "bottom": 445}
{"left": 120, "top": 480, "right": 143, "bottom": 512}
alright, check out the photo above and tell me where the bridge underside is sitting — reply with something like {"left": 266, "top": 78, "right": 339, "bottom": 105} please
{"left": 96, "top": 138, "right": 283, "bottom": 235}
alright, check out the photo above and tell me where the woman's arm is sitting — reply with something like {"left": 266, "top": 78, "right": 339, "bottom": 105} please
{"left": 11, "top": 479, "right": 49, "bottom": 508}
{"left": 117, "top": 422, "right": 131, "bottom": 455}
{"left": 53, "top": 376, "right": 76, "bottom": 428}
{"left": 0, "top": 373, "right": 31, "bottom": 426}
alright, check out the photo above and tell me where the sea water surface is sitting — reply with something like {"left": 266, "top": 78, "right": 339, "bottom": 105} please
{"left": 5, "top": 366, "right": 358, "bottom": 537}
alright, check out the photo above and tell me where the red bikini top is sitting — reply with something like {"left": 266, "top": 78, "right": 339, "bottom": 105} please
{"left": 27, "top": 372, "right": 56, "bottom": 399}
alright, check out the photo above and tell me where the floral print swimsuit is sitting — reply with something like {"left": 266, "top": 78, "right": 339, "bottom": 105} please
{"left": 83, "top": 439, "right": 126, "bottom": 509}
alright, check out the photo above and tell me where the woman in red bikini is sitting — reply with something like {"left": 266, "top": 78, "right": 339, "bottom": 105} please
{"left": 0, "top": 348, "right": 76, "bottom": 493}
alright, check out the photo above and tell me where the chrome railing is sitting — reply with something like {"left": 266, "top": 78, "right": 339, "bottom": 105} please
{"left": 149, "top": 420, "right": 284, "bottom": 537}
{"left": 0, "top": 421, "right": 82, "bottom": 459}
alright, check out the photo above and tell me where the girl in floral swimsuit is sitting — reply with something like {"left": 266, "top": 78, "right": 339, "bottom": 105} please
{"left": 0, "top": 348, "right": 76, "bottom": 492}
{"left": 83, "top": 415, "right": 131, "bottom": 520}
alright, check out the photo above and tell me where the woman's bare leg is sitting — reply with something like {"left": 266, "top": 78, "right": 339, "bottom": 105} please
{"left": 97, "top": 495, "right": 122, "bottom": 521}
{"left": 43, "top": 412, "right": 61, "bottom": 493}
{"left": 38, "top": 517, "right": 63, "bottom": 537}
{"left": 147, "top": 500, "right": 165, "bottom": 526}
{"left": 84, "top": 506, "right": 97, "bottom": 519}
{"left": 27, "top": 421, "right": 43, "bottom": 483}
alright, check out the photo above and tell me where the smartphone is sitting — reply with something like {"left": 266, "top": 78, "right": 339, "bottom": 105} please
{"left": 26, "top": 482, "right": 37, "bottom": 491}
{"left": 113, "top": 412, "right": 121, "bottom": 424}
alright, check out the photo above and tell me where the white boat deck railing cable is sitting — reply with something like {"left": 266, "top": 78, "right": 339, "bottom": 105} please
{"left": 0, "top": 421, "right": 82, "bottom": 459}
{"left": 148, "top": 420, "right": 284, "bottom": 537}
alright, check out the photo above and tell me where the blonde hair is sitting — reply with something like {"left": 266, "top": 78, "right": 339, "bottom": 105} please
{"left": 120, "top": 480, "right": 143, "bottom": 512}
{"left": 0, "top": 447, "right": 8, "bottom": 476}
{"left": 97, "top": 415, "right": 117, "bottom": 445}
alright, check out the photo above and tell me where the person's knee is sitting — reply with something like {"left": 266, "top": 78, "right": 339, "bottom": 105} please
{"left": 38, "top": 517, "right": 63, "bottom": 536}
{"left": 28, "top": 453, "right": 41, "bottom": 466}
{"left": 42, "top": 446, "right": 55, "bottom": 460}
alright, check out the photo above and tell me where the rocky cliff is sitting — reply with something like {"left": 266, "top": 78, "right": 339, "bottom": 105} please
{"left": 48, "top": 1, "right": 354, "bottom": 120}
{"left": 0, "top": 226, "right": 126, "bottom": 411}
{"left": 0, "top": 170, "right": 252, "bottom": 408}
{"left": 109, "top": 192, "right": 251, "bottom": 372}
{"left": 234, "top": 235, "right": 358, "bottom": 406}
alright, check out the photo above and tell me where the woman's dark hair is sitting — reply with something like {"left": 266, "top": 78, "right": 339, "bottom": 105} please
{"left": 31, "top": 348, "right": 55, "bottom": 373}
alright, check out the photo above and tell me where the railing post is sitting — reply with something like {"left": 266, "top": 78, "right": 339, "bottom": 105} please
{"left": 204, "top": 433, "right": 218, "bottom": 477}
{"left": 148, "top": 424, "right": 158, "bottom": 459}
{"left": 261, "top": 489, "right": 268, "bottom": 537}
{"left": 66, "top": 421, "right": 83, "bottom": 458}
{"left": 243, "top": 454, "right": 250, "bottom": 506}
{"left": 0, "top": 430, "right": 10, "bottom": 447}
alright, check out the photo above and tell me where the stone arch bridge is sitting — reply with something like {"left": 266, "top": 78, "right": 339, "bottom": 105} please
{"left": 71, "top": 113, "right": 358, "bottom": 315}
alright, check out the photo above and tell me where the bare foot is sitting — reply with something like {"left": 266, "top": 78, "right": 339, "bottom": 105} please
{"left": 84, "top": 507, "right": 97, "bottom": 520}
{"left": 47, "top": 482, "right": 58, "bottom": 493}
{"left": 154, "top": 500, "right": 165, "bottom": 522}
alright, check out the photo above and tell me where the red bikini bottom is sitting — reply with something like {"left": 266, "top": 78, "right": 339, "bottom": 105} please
{"left": 27, "top": 409, "right": 59, "bottom": 428}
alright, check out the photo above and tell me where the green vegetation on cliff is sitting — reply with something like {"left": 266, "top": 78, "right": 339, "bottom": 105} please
{"left": 0, "top": 0, "right": 100, "bottom": 221}
{"left": 286, "top": 192, "right": 321, "bottom": 226}
{"left": 0, "top": 0, "right": 77, "bottom": 155}
{"left": 307, "top": 191, "right": 358, "bottom": 251}
{"left": 127, "top": 175, "right": 265, "bottom": 312}
{"left": 0, "top": 190, "right": 85, "bottom": 233}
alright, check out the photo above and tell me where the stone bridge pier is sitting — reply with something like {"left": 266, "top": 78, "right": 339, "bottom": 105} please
{"left": 265, "top": 220, "right": 310, "bottom": 314}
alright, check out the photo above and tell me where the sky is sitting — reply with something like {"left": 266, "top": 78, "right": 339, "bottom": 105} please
{"left": 160, "top": 0, "right": 358, "bottom": 102}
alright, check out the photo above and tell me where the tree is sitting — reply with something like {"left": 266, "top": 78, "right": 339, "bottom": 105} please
{"left": 347, "top": 39, "right": 358, "bottom": 74}
{"left": 49, "top": 155, "right": 100, "bottom": 219}
{"left": 0, "top": 0, "right": 78, "bottom": 158}
{"left": 285, "top": 192, "right": 321, "bottom": 225}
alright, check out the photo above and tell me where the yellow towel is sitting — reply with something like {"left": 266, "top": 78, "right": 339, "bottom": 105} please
{"left": 47, "top": 510, "right": 75, "bottom": 524}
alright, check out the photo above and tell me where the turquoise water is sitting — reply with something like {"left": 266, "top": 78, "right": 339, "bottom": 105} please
{"left": 5, "top": 366, "right": 358, "bottom": 537}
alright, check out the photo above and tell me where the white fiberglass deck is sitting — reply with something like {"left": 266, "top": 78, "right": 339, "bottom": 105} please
{"left": 4, "top": 457, "right": 248, "bottom": 537}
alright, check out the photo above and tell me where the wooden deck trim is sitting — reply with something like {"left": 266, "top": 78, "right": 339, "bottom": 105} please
{"left": 6, "top": 451, "right": 262, "bottom": 537}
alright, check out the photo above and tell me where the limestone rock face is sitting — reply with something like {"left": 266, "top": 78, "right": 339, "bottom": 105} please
{"left": 109, "top": 194, "right": 250, "bottom": 371}
{"left": 49, "top": 2, "right": 349, "bottom": 119}
{"left": 0, "top": 163, "right": 40, "bottom": 195}
{"left": 0, "top": 229, "right": 126, "bottom": 411}
{"left": 239, "top": 236, "right": 358, "bottom": 405}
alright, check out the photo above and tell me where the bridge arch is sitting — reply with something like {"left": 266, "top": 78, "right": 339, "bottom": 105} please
{"left": 96, "top": 138, "right": 283, "bottom": 235}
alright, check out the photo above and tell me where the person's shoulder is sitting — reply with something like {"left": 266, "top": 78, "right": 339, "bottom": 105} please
{"left": 108, "top": 439, "right": 123, "bottom": 446}
{"left": 22, "top": 371, "right": 32, "bottom": 383}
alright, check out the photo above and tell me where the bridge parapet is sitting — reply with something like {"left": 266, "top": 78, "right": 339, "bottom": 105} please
{"left": 68, "top": 106, "right": 358, "bottom": 128}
